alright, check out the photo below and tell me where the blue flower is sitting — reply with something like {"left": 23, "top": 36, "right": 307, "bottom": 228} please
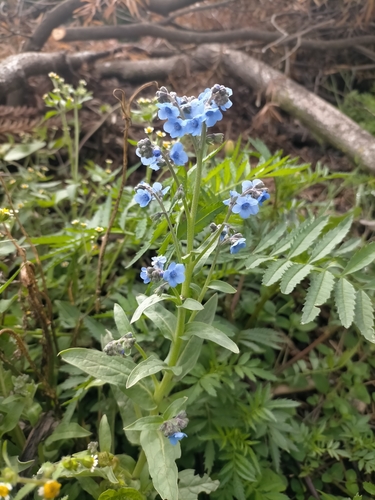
{"left": 230, "top": 238, "right": 246, "bottom": 254}
{"left": 163, "top": 118, "right": 187, "bottom": 138}
{"left": 232, "top": 196, "right": 259, "bottom": 218}
{"left": 157, "top": 103, "right": 180, "bottom": 120}
{"left": 134, "top": 189, "right": 152, "bottom": 208}
{"left": 220, "top": 225, "right": 229, "bottom": 242}
{"left": 223, "top": 190, "right": 240, "bottom": 206}
{"left": 163, "top": 262, "right": 185, "bottom": 287}
{"left": 151, "top": 255, "right": 167, "bottom": 270}
{"left": 152, "top": 182, "right": 170, "bottom": 197}
{"left": 168, "top": 432, "right": 187, "bottom": 446}
{"left": 198, "top": 88, "right": 211, "bottom": 102}
{"left": 258, "top": 192, "right": 270, "bottom": 205}
{"left": 184, "top": 116, "right": 204, "bottom": 136}
{"left": 140, "top": 267, "right": 151, "bottom": 284}
{"left": 170, "top": 142, "right": 188, "bottom": 165}
{"left": 181, "top": 99, "right": 204, "bottom": 119}
{"left": 205, "top": 108, "right": 223, "bottom": 127}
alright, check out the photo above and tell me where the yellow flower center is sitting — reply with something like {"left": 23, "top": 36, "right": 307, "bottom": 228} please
{"left": 43, "top": 480, "right": 61, "bottom": 499}
{"left": 0, "top": 485, "right": 10, "bottom": 497}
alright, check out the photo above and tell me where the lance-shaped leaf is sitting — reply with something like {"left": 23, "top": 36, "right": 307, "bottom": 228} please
{"left": 178, "top": 469, "right": 220, "bottom": 500}
{"left": 301, "top": 271, "right": 335, "bottom": 324}
{"left": 280, "top": 264, "right": 313, "bottom": 294}
{"left": 288, "top": 217, "right": 329, "bottom": 259}
{"left": 208, "top": 280, "right": 237, "bottom": 294}
{"left": 114, "top": 303, "right": 134, "bottom": 336}
{"left": 140, "top": 430, "right": 180, "bottom": 500}
{"left": 309, "top": 217, "right": 352, "bottom": 263}
{"left": 125, "top": 415, "right": 164, "bottom": 431}
{"left": 343, "top": 242, "right": 375, "bottom": 276}
{"left": 163, "top": 397, "right": 188, "bottom": 420}
{"left": 354, "top": 290, "right": 375, "bottom": 343}
{"left": 131, "top": 294, "right": 169, "bottom": 323}
{"left": 262, "top": 259, "right": 293, "bottom": 286}
{"left": 185, "top": 322, "right": 239, "bottom": 353}
{"left": 126, "top": 356, "right": 167, "bottom": 389}
{"left": 334, "top": 278, "right": 356, "bottom": 328}
{"left": 143, "top": 302, "right": 176, "bottom": 341}
{"left": 60, "top": 348, "right": 155, "bottom": 410}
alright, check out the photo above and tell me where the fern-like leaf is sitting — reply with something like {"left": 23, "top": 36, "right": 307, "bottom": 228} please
{"left": 309, "top": 217, "right": 352, "bottom": 263}
{"left": 288, "top": 216, "right": 329, "bottom": 259}
{"left": 354, "top": 290, "right": 375, "bottom": 342}
{"left": 301, "top": 271, "right": 336, "bottom": 324}
{"left": 253, "top": 222, "right": 287, "bottom": 254}
{"left": 271, "top": 219, "right": 312, "bottom": 256}
{"left": 262, "top": 259, "right": 293, "bottom": 286}
{"left": 280, "top": 264, "right": 313, "bottom": 294}
{"left": 334, "top": 278, "right": 356, "bottom": 328}
{"left": 245, "top": 255, "right": 271, "bottom": 270}
{"left": 343, "top": 241, "right": 375, "bottom": 275}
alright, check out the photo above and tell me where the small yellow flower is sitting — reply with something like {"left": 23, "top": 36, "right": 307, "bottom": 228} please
{"left": 0, "top": 483, "right": 12, "bottom": 500}
{"left": 48, "top": 72, "right": 58, "bottom": 78}
{"left": 18, "top": 203, "right": 24, "bottom": 209}
{"left": 156, "top": 131, "right": 166, "bottom": 138}
{"left": 9, "top": 179, "right": 16, "bottom": 185}
{"left": 80, "top": 222, "right": 87, "bottom": 228}
{"left": 162, "top": 141, "right": 171, "bottom": 149}
{"left": 61, "top": 261, "right": 69, "bottom": 268}
{"left": 95, "top": 226, "right": 104, "bottom": 233}
{"left": 82, "top": 179, "right": 89, "bottom": 185}
{"left": 105, "top": 159, "right": 113, "bottom": 165}
{"left": 21, "top": 183, "right": 29, "bottom": 189}
{"left": 71, "top": 219, "right": 79, "bottom": 226}
{"left": 38, "top": 480, "right": 61, "bottom": 499}
{"left": 144, "top": 126, "right": 154, "bottom": 134}
{"left": 0, "top": 208, "right": 13, "bottom": 222}
{"left": 105, "top": 168, "right": 111, "bottom": 174}
{"left": 41, "top": 166, "right": 49, "bottom": 172}
{"left": 39, "top": 189, "right": 45, "bottom": 194}
{"left": 27, "top": 167, "right": 34, "bottom": 173}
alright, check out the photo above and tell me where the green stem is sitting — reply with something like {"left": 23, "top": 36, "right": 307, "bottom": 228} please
{"left": 162, "top": 153, "right": 190, "bottom": 220}
{"left": 133, "top": 450, "right": 147, "bottom": 479}
{"left": 152, "top": 193, "right": 183, "bottom": 262}
{"left": 73, "top": 104, "right": 80, "bottom": 185}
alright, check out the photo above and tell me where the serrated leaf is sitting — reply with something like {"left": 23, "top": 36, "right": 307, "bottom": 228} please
{"left": 270, "top": 219, "right": 312, "bottom": 256}
{"left": 288, "top": 217, "right": 329, "bottom": 258}
{"left": 253, "top": 223, "right": 287, "bottom": 254}
{"left": 343, "top": 242, "right": 375, "bottom": 275}
{"left": 309, "top": 217, "right": 352, "bottom": 263}
{"left": 140, "top": 430, "right": 180, "bottom": 500}
{"left": 262, "top": 259, "right": 293, "bottom": 286}
{"left": 301, "top": 271, "right": 335, "bottom": 324}
{"left": 185, "top": 322, "right": 239, "bottom": 353}
{"left": 126, "top": 356, "right": 166, "bottom": 389}
{"left": 208, "top": 280, "right": 236, "bottom": 294}
{"left": 334, "top": 278, "right": 356, "bottom": 328}
{"left": 280, "top": 264, "right": 313, "bottom": 294}
{"left": 245, "top": 255, "right": 271, "bottom": 270}
{"left": 354, "top": 290, "right": 375, "bottom": 342}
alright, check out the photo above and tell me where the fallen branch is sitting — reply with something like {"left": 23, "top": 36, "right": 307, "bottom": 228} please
{"left": 52, "top": 22, "right": 375, "bottom": 51}
{"left": 0, "top": 50, "right": 116, "bottom": 100}
{"left": 95, "top": 45, "right": 375, "bottom": 173}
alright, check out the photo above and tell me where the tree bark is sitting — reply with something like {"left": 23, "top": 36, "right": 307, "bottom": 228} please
{"left": 0, "top": 50, "right": 115, "bottom": 100}
{"left": 52, "top": 22, "right": 375, "bottom": 51}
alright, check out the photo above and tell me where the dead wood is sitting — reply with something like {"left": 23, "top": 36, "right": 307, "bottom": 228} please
{"left": 0, "top": 50, "right": 115, "bottom": 100}
{"left": 95, "top": 45, "right": 375, "bottom": 173}
{"left": 52, "top": 22, "right": 375, "bottom": 51}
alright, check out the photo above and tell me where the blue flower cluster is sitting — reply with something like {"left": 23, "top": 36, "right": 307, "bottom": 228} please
{"left": 213, "top": 223, "right": 248, "bottom": 255}
{"left": 156, "top": 84, "right": 232, "bottom": 139}
{"left": 136, "top": 138, "right": 188, "bottom": 170}
{"left": 140, "top": 255, "right": 185, "bottom": 288}
{"left": 224, "top": 179, "right": 270, "bottom": 219}
{"left": 134, "top": 181, "right": 169, "bottom": 208}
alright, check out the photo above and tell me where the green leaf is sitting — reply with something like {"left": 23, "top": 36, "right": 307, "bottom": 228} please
{"left": 143, "top": 302, "right": 176, "bottom": 341}
{"left": 4, "top": 140, "right": 46, "bottom": 161}
{"left": 175, "top": 336, "right": 204, "bottom": 380}
{"left": 114, "top": 303, "right": 134, "bottom": 335}
{"left": 163, "top": 397, "right": 188, "bottom": 420}
{"left": 14, "top": 484, "right": 36, "bottom": 500}
{"left": 99, "top": 414, "right": 112, "bottom": 453}
{"left": 185, "top": 322, "right": 239, "bottom": 353}
{"left": 309, "top": 217, "right": 352, "bottom": 263}
{"left": 208, "top": 280, "right": 237, "bottom": 294}
{"left": 288, "top": 217, "right": 329, "bottom": 258}
{"left": 180, "top": 298, "right": 204, "bottom": 311}
{"left": 60, "top": 348, "right": 155, "bottom": 410}
{"left": 126, "top": 356, "right": 166, "bottom": 389}
{"left": 363, "top": 483, "right": 375, "bottom": 495}
{"left": 301, "top": 271, "right": 336, "bottom": 324}
{"left": 98, "top": 488, "right": 145, "bottom": 500}
{"left": 0, "top": 268, "right": 21, "bottom": 294}
{"left": 280, "top": 264, "right": 313, "bottom": 294}
{"left": 245, "top": 255, "right": 271, "bottom": 270}
{"left": 195, "top": 294, "right": 217, "bottom": 325}
{"left": 124, "top": 415, "right": 164, "bottom": 431}
{"left": 354, "top": 290, "right": 375, "bottom": 342}
{"left": 0, "top": 401, "right": 26, "bottom": 438}
{"left": 140, "top": 430, "right": 180, "bottom": 500}
{"left": 262, "top": 259, "right": 293, "bottom": 286}
{"left": 334, "top": 278, "right": 356, "bottom": 328}
{"left": 343, "top": 242, "right": 375, "bottom": 275}
{"left": 45, "top": 422, "right": 91, "bottom": 445}
{"left": 178, "top": 469, "right": 219, "bottom": 500}
{"left": 253, "top": 223, "right": 287, "bottom": 254}
{"left": 131, "top": 295, "right": 168, "bottom": 324}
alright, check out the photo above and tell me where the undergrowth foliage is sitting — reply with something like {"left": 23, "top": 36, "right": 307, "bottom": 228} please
{"left": 1, "top": 77, "right": 375, "bottom": 500}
